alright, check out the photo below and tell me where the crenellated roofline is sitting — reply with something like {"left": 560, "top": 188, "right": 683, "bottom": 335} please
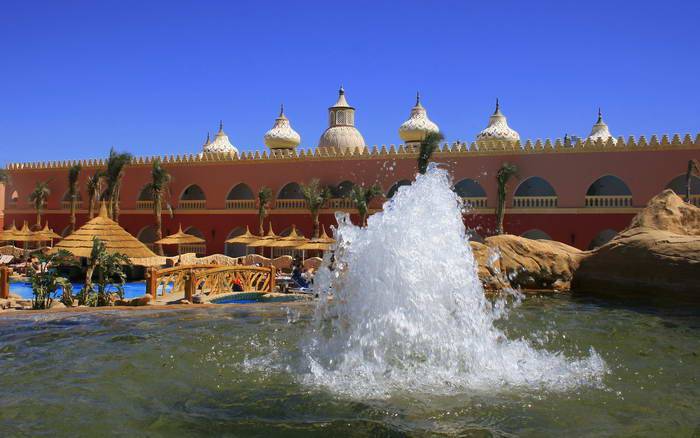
{"left": 5, "top": 133, "right": 700, "bottom": 171}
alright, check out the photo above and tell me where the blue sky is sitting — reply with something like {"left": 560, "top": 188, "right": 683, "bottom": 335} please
{"left": 1, "top": 0, "right": 698, "bottom": 165}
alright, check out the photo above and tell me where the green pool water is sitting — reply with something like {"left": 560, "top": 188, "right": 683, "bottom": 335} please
{"left": 0, "top": 294, "right": 698, "bottom": 437}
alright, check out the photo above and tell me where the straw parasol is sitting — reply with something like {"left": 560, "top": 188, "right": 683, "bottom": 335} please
{"left": 295, "top": 225, "right": 336, "bottom": 251}
{"left": 51, "top": 203, "right": 157, "bottom": 259}
{"left": 268, "top": 225, "right": 308, "bottom": 248}
{"left": 154, "top": 224, "right": 205, "bottom": 255}
{"left": 0, "top": 222, "right": 18, "bottom": 242}
{"left": 246, "top": 223, "right": 280, "bottom": 249}
{"left": 34, "top": 223, "right": 62, "bottom": 243}
{"left": 13, "top": 221, "right": 45, "bottom": 243}
{"left": 225, "top": 226, "right": 260, "bottom": 244}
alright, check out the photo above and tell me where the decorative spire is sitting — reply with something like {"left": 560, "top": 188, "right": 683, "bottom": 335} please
{"left": 587, "top": 107, "right": 613, "bottom": 142}
{"left": 597, "top": 107, "right": 603, "bottom": 123}
{"left": 218, "top": 120, "right": 224, "bottom": 133}
{"left": 415, "top": 91, "right": 421, "bottom": 107}
{"left": 279, "top": 103, "right": 285, "bottom": 117}
{"left": 494, "top": 98, "right": 501, "bottom": 115}
{"left": 339, "top": 85, "right": 344, "bottom": 95}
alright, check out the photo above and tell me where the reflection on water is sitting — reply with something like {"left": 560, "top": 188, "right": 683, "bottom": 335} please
{"left": 0, "top": 296, "right": 698, "bottom": 437}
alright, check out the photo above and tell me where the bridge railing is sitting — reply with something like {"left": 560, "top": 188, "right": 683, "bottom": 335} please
{"left": 146, "top": 264, "right": 276, "bottom": 301}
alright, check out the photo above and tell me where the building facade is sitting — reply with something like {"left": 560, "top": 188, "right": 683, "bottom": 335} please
{"left": 2, "top": 89, "right": 699, "bottom": 255}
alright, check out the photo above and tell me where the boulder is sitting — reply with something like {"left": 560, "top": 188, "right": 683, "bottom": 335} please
{"left": 573, "top": 190, "right": 700, "bottom": 296}
{"left": 471, "top": 235, "right": 584, "bottom": 291}
{"left": 50, "top": 301, "right": 66, "bottom": 309}
{"left": 114, "top": 294, "right": 153, "bottom": 307}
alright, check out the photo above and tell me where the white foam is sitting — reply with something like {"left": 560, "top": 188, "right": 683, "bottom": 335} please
{"left": 302, "top": 164, "right": 606, "bottom": 398}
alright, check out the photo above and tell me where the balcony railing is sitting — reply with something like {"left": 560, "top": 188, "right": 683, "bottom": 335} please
{"left": 275, "top": 199, "right": 306, "bottom": 209}
{"left": 180, "top": 243, "right": 206, "bottom": 255}
{"left": 512, "top": 196, "right": 558, "bottom": 208}
{"left": 326, "top": 198, "right": 354, "bottom": 209}
{"left": 225, "top": 199, "right": 256, "bottom": 209}
{"left": 585, "top": 195, "right": 633, "bottom": 208}
{"left": 462, "top": 197, "right": 487, "bottom": 208}
{"left": 136, "top": 200, "right": 154, "bottom": 210}
{"left": 178, "top": 200, "right": 206, "bottom": 210}
{"left": 61, "top": 200, "right": 83, "bottom": 210}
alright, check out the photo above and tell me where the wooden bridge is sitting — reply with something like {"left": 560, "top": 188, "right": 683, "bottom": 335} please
{"left": 146, "top": 264, "right": 276, "bottom": 302}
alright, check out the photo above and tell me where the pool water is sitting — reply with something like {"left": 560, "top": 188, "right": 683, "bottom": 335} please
{"left": 9, "top": 282, "right": 147, "bottom": 300}
{"left": 0, "top": 293, "right": 698, "bottom": 436}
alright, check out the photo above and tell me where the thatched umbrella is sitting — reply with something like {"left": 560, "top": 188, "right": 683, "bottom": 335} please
{"left": 51, "top": 203, "right": 157, "bottom": 260}
{"left": 0, "top": 222, "right": 18, "bottom": 242}
{"left": 247, "top": 223, "right": 280, "bottom": 258}
{"left": 225, "top": 226, "right": 260, "bottom": 244}
{"left": 295, "top": 225, "right": 335, "bottom": 252}
{"left": 11, "top": 221, "right": 45, "bottom": 263}
{"left": 154, "top": 224, "right": 206, "bottom": 256}
{"left": 33, "top": 223, "right": 62, "bottom": 246}
{"left": 268, "top": 225, "right": 308, "bottom": 248}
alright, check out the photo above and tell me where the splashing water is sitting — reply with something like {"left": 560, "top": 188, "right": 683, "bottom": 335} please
{"left": 303, "top": 164, "right": 606, "bottom": 398}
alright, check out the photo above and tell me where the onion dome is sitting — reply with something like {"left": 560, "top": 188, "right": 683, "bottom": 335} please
{"left": 264, "top": 104, "right": 301, "bottom": 151}
{"left": 318, "top": 86, "right": 366, "bottom": 153}
{"left": 399, "top": 92, "right": 440, "bottom": 146}
{"left": 203, "top": 121, "right": 239, "bottom": 154}
{"left": 476, "top": 99, "right": 520, "bottom": 144}
{"left": 586, "top": 108, "right": 613, "bottom": 142}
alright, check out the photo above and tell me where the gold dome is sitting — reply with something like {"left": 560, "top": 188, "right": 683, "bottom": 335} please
{"left": 399, "top": 92, "right": 440, "bottom": 145}
{"left": 476, "top": 99, "right": 520, "bottom": 144}
{"left": 264, "top": 105, "right": 301, "bottom": 150}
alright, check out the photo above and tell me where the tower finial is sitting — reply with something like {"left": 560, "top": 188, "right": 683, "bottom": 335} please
{"left": 416, "top": 91, "right": 421, "bottom": 106}
{"left": 597, "top": 107, "right": 603, "bottom": 123}
{"left": 339, "top": 85, "right": 344, "bottom": 95}
{"left": 219, "top": 120, "right": 224, "bottom": 132}
{"left": 495, "top": 98, "right": 500, "bottom": 114}
{"left": 280, "top": 103, "right": 284, "bottom": 117}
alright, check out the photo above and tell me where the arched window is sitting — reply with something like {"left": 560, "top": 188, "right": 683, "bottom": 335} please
{"left": 387, "top": 180, "right": 411, "bottom": 198}
{"left": 179, "top": 185, "right": 206, "bottom": 209}
{"left": 278, "top": 182, "right": 303, "bottom": 199}
{"left": 138, "top": 186, "right": 154, "bottom": 201}
{"left": 184, "top": 226, "right": 205, "bottom": 238}
{"left": 137, "top": 225, "right": 159, "bottom": 246}
{"left": 586, "top": 175, "right": 632, "bottom": 196}
{"left": 513, "top": 177, "right": 557, "bottom": 208}
{"left": 226, "top": 183, "right": 254, "bottom": 200}
{"left": 588, "top": 229, "right": 618, "bottom": 250}
{"left": 454, "top": 179, "right": 487, "bottom": 208}
{"left": 10, "top": 190, "right": 19, "bottom": 204}
{"left": 521, "top": 229, "right": 552, "bottom": 241}
{"left": 182, "top": 226, "right": 206, "bottom": 255}
{"left": 225, "top": 227, "right": 248, "bottom": 258}
{"left": 666, "top": 175, "right": 700, "bottom": 196}
{"left": 334, "top": 181, "right": 355, "bottom": 198}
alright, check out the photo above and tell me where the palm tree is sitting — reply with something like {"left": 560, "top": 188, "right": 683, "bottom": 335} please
{"left": 257, "top": 186, "right": 273, "bottom": 235}
{"left": 28, "top": 180, "right": 51, "bottom": 228}
{"left": 86, "top": 172, "right": 104, "bottom": 219}
{"left": 346, "top": 183, "right": 382, "bottom": 226}
{"left": 104, "top": 148, "right": 133, "bottom": 222}
{"left": 686, "top": 159, "right": 699, "bottom": 202}
{"left": 67, "top": 164, "right": 82, "bottom": 234}
{"left": 80, "top": 237, "right": 130, "bottom": 306}
{"left": 301, "top": 179, "right": 332, "bottom": 238}
{"left": 142, "top": 159, "right": 171, "bottom": 255}
{"left": 417, "top": 132, "right": 445, "bottom": 175}
{"left": 495, "top": 162, "right": 518, "bottom": 235}
{"left": 0, "top": 169, "right": 9, "bottom": 185}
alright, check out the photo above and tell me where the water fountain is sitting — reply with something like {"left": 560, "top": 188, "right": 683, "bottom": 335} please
{"left": 303, "top": 164, "right": 606, "bottom": 398}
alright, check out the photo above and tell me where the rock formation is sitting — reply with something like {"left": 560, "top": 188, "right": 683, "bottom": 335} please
{"left": 572, "top": 190, "right": 700, "bottom": 296}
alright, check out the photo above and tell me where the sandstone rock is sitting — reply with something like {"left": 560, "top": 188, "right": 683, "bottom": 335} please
{"left": 471, "top": 235, "right": 583, "bottom": 291}
{"left": 573, "top": 190, "right": 700, "bottom": 296}
{"left": 8, "top": 293, "right": 21, "bottom": 300}
{"left": 50, "top": 301, "right": 66, "bottom": 309}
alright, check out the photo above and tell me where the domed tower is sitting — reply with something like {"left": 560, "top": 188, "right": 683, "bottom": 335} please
{"left": 476, "top": 99, "right": 520, "bottom": 144}
{"left": 399, "top": 92, "right": 440, "bottom": 147}
{"left": 264, "top": 104, "right": 301, "bottom": 154}
{"left": 586, "top": 108, "right": 613, "bottom": 142}
{"left": 318, "top": 86, "right": 366, "bottom": 153}
{"left": 203, "top": 121, "right": 239, "bottom": 154}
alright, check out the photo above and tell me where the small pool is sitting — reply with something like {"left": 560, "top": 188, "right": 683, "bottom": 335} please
{"left": 9, "top": 281, "right": 147, "bottom": 300}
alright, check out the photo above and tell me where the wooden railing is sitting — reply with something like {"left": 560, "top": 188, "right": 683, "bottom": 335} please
{"left": 585, "top": 195, "right": 633, "bottom": 208}
{"left": 136, "top": 200, "right": 154, "bottom": 210}
{"left": 146, "top": 264, "right": 276, "bottom": 301}
{"left": 179, "top": 199, "right": 206, "bottom": 209}
{"left": 61, "top": 200, "right": 83, "bottom": 210}
{"left": 0, "top": 266, "right": 9, "bottom": 299}
{"left": 180, "top": 243, "right": 206, "bottom": 255}
{"left": 462, "top": 197, "right": 487, "bottom": 208}
{"left": 512, "top": 196, "right": 558, "bottom": 208}
{"left": 225, "top": 199, "right": 256, "bottom": 209}
{"left": 275, "top": 199, "right": 306, "bottom": 209}
{"left": 326, "top": 198, "right": 354, "bottom": 209}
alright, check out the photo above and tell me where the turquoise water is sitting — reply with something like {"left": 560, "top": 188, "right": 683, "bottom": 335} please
{"left": 0, "top": 294, "right": 698, "bottom": 436}
{"left": 9, "top": 282, "right": 147, "bottom": 300}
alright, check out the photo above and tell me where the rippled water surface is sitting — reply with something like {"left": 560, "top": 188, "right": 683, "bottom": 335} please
{"left": 0, "top": 295, "right": 698, "bottom": 437}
